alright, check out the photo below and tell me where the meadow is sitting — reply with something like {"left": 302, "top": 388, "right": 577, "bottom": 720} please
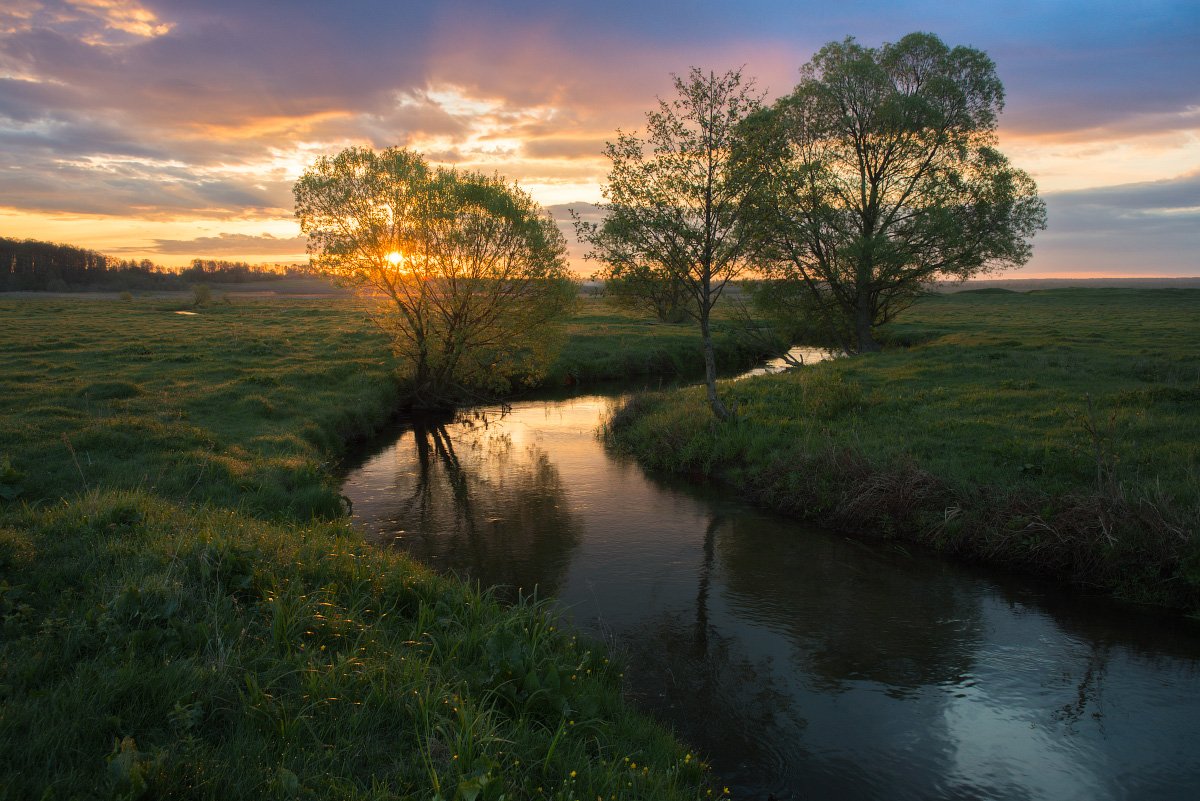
{"left": 550, "top": 297, "right": 774, "bottom": 386}
{"left": 0, "top": 295, "right": 732, "bottom": 799}
{"left": 607, "top": 288, "right": 1200, "bottom": 611}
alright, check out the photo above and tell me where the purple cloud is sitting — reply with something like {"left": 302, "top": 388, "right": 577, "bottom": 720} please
{"left": 0, "top": 0, "right": 1196, "bottom": 276}
{"left": 151, "top": 231, "right": 307, "bottom": 255}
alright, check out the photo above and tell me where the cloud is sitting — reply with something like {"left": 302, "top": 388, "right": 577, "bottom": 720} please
{"left": 0, "top": 152, "right": 292, "bottom": 219}
{"left": 1, "top": 0, "right": 1197, "bottom": 276}
{"left": 989, "top": 4, "right": 1200, "bottom": 136}
{"left": 523, "top": 137, "right": 609, "bottom": 160}
{"left": 0, "top": 11, "right": 426, "bottom": 129}
{"left": 151, "top": 231, "right": 307, "bottom": 255}
{"left": 1027, "top": 172, "right": 1200, "bottom": 274}
{"left": 1049, "top": 172, "right": 1200, "bottom": 219}
{"left": 70, "top": 0, "right": 173, "bottom": 40}
{"left": 545, "top": 201, "right": 603, "bottom": 275}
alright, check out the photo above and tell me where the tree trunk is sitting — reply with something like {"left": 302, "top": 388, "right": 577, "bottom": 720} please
{"left": 854, "top": 295, "right": 879, "bottom": 353}
{"left": 699, "top": 311, "right": 730, "bottom": 420}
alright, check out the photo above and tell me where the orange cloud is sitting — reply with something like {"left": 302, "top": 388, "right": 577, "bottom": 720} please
{"left": 70, "top": 0, "right": 173, "bottom": 40}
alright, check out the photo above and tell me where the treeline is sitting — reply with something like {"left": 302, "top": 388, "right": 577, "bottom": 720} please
{"left": 1, "top": 237, "right": 301, "bottom": 291}
{"left": 179, "top": 259, "right": 292, "bottom": 284}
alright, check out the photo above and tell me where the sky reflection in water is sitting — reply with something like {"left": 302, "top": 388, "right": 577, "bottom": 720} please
{"left": 343, "top": 393, "right": 1200, "bottom": 801}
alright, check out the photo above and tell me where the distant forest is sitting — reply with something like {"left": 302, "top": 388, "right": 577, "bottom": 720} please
{"left": 1, "top": 237, "right": 303, "bottom": 291}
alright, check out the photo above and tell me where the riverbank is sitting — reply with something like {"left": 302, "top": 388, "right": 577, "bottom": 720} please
{"left": 605, "top": 288, "right": 1200, "bottom": 613}
{"left": 0, "top": 297, "right": 713, "bottom": 798}
{"left": 552, "top": 297, "right": 778, "bottom": 385}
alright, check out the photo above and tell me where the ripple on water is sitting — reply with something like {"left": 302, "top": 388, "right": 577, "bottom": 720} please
{"left": 341, "top": 392, "right": 1200, "bottom": 801}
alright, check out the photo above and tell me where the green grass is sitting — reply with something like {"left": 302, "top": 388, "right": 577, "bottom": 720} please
{"left": 550, "top": 297, "right": 778, "bottom": 385}
{"left": 0, "top": 296, "right": 713, "bottom": 799}
{"left": 606, "top": 288, "right": 1200, "bottom": 611}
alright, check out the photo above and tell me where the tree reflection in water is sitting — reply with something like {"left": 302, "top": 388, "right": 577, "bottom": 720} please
{"left": 620, "top": 606, "right": 807, "bottom": 801}
{"left": 373, "top": 409, "right": 582, "bottom": 599}
{"left": 344, "top": 396, "right": 1200, "bottom": 800}
{"left": 693, "top": 514, "right": 720, "bottom": 652}
{"left": 713, "top": 515, "right": 985, "bottom": 694}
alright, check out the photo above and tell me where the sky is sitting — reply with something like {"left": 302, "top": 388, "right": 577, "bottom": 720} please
{"left": 1, "top": 0, "right": 1197, "bottom": 277}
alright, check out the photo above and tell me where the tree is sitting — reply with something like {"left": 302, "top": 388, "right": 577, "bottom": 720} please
{"left": 598, "top": 260, "right": 689, "bottom": 323}
{"left": 578, "top": 68, "right": 762, "bottom": 420}
{"left": 741, "top": 32, "right": 1046, "bottom": 353}
{"left": 295, "top": 147, "right": 576, "bottom": 408}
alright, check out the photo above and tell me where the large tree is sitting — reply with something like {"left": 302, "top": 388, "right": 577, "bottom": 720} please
{"left": 742, "top": 32, "right": 1046, "bottom": 353}
{"left": 295, "top": 147, "right": 576, "bottom": 408}
{"left": 578, "top": 68, "right": 762, "bottom": 420}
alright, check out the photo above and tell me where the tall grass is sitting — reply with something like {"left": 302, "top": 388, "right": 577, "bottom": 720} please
{"left": 606, "top": 289, "right": 1200, "bottom": 611}
{"left": 0, "top": 297, "right": 712, "bottom": 799}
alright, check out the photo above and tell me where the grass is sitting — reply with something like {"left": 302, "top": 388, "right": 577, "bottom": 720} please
{"left": 606, "top": 288, "right": 1200, "bottom": 611}
{"left": 549, "top": 296, "right": 778, "bottom": 386}
{"left": 0, "top": 295, "right": 715, "bottom": 799}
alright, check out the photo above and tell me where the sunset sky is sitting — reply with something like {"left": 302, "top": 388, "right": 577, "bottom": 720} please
{"left": 1, "top": 0, "right": 1197, "bottom": 277}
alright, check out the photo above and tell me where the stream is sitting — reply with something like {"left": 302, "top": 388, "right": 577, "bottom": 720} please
{"left": 341, "top": 360, "right": 1200, "bottom": 800}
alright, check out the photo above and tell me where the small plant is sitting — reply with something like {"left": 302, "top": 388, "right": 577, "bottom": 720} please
{"left": 190, "top": 282, "right": 212, "bottom": 307}
{"left": 119, "top": 290, "right": 133, "bottom": 301}
{"left": 1071, "top": 393, "right": 1122, "bottom": 544}
{"left": 0, "top": 455, "right": 22, "bottom": 501}
{"left": 106, "top": 736, "right": 166, "bottom": 800}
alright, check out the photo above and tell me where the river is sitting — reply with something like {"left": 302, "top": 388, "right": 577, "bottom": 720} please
{"left": 341, "top": 365, "right": 1200, "bottom": 800}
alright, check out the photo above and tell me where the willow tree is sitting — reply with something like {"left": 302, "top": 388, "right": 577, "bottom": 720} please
{"left": 295, "top": 147, "right": 575, "bottom": 408}
{"left": 578, "top": 68, "right": 762, "bottom": 420}
{"left": 742, "top": 33, "right": 1046, "bottom": 353}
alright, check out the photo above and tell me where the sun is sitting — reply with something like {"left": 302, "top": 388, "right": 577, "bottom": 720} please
{"left": 386, "top": 251, "right": 404, "bottom": 267}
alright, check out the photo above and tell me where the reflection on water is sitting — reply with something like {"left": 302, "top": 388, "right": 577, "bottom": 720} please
{"left": 737, "top": 345, "right": 841, "bottom": 378}
{"left": 349, "top": 410, "right": 581, "bottom": 597}
{"left": 343, "top": 393, "right": 1200, "bottom": 801}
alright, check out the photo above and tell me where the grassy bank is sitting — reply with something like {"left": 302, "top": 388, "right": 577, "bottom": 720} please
{"left": 550, "top": 297, "right": 778, "bottom": 386}
{"left": 0, "top": 297, "right": 711, "bottom": 799}
{"left": 606, "top": 288, "right": 1200, "bottom": 612}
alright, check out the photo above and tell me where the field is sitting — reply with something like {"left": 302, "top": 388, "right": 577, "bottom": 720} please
{"left": 0, "top": 295, "right": 720, "bottom": 799}
{"left": 607, "top": 288, "right": 1200, "bottom": 611}
{"left": 552, "top": 296, "right": 776, "bottom": 385}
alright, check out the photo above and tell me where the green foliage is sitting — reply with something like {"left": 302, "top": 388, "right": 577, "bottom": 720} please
{"left": 0, "top": 454, "right": 22, "bottom": 501}
{"left": 295, "top": 147, "right": 577, "bottom": 409}
{"left": 1, "top": 235, "right": 288, "bottom": 292}
{"left": 190, "top": 282, "right": 212, "bottom": 307}
{"left": 740, "top": 32, "right": 1047, "bottom": 353}
{"left": 607, "top": 289, "right": 1200, "bottom": 610}
{"left": 602, "top": 264, "right": 689, "bottom": 323}
{"left": 748, "top": 278, "right": 852, "bottom": 352}
{"left": 0, "top": 296, "right": 714, "bottom": 799}
{"left": 580, "top": 68, "right": 763, "bottom": 419}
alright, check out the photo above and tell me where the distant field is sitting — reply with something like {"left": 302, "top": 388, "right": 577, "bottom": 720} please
{"left": 607, "top": 288, "right": 1200, "bottom": 610}
{"left": 0, "top": 286, "right": 771, "bottom": 386}
{"left": 934, "top": 277, "right": 1200, "bottom": 292}
{"left": 6, "top": 271, "right": 1197, "bottom": 300}
{"left": 0, "top": 275, "right": 353, "bottom": 301}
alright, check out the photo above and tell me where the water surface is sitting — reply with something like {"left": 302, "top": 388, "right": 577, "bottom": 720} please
{"left": 342, "top": 389, "right": 1200, "bottom": 800}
